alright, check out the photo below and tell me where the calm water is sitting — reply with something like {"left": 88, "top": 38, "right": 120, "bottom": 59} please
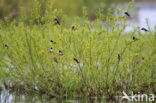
{"left": 0, "top": 90, "right": 155, "bottom": 103}
{"left": 137, "top": 3, "right": 156, "bottom": 29}
{"left": 0, "top": 90, "right": 118, "bottom": 103}
{"left": 126, "top": 2, "right": 156, "bottom": 31}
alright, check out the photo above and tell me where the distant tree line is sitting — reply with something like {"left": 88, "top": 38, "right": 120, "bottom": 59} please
{"left": 0, "top": 0, "right": 124, "bottom": 20}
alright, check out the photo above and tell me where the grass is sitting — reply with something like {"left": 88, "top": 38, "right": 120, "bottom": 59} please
{"left": 0, "top": 1, "right": 156, "bottom": 101}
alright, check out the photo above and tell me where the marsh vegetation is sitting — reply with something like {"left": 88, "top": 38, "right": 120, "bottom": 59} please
{"left": 0, "top": 0, "right": 155, "bottom": 102}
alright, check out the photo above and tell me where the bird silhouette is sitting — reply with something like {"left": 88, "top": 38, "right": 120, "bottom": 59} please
{"left": 50, "top": 40, "right": 56, "bottom": 44}
{"left": 59, "top": 50, "right": 63, "bottom": 56}
{"left": 74, "top": 58, "right": 80, "bottom": 63}
{"left": 54, "top": 18, "right": 60, "bottom": 25}
{"left": 118, "top": 54, "right": 121, "bottom": 60}
{"left": 133, "top": 36, "right": 138, "bottom": 41}
{"left": 124, "top": 12, "right": 130, "bottom": 17}
{"left": 141, "top": 27, "right": 148, "bottom": 32}
{"left": 72, "top": 26, "right": 76, "bottom": 31}
{"left": 50, "top": 47, "right": 53, "bottom": 53}
{"left": 5, "top": 44, "right": 8, "bottom": 49}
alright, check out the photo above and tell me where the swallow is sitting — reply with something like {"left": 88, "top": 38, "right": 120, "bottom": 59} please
{"left": 141, "top": 27, "right": 148, "bottom": 32}
{"left": 54, "top": 18, "right": 60, "bottom": 25}
{"left": 124, "top": 12, "right": 130, "bottom": 17}
{"left": 133, "top": 36, "right": 138, "bottom": 41}
{"left": 50, "top": 40, "right": 53, "bottom": 43}
{"left": 50, "top": 40, "right": 56, "bottom": 44}
{"left": 118, "top": 54, "right": 121, "bottom": 60}
{"left": 72, "top": 26, "right": 76, "bottom": 31}
{"left": 5, "top": 44, "right": 8, "bottom": 49}
{"left": 50, "top": 47, "right": 53, "bottom": 53}
{"left": 3, "top": 82, "right": 8, "bottom": 90}
{"left": 59, "top": 50, "right": 63, "bottom": 56}
{"left": 74, "top": 58, "right": 80, "bottom": 63}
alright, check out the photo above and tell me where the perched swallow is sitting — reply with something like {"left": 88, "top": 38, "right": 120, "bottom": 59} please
{"left": 54, "top": 18, "right": 60, "bottom": 25}
{"left": 50, "top": 40, "right": 56, "bottom": 44}
{"left": 124, "top": 12, "right": 130, "bottom": 17}
{"left": 72, "top": 26, "right": 76, "bottom": 31}
{"left": 133, "top": 36, "right": 138, "bottom": 41}
{"left": 50, "top": 40, "right": 53, "bottom": 43}
{"left": 141, "top": 27, "right": 148, "bottom": 32}
{"left": 59, "top": 50, "right": 63, "bottom": 56}
{"left": 74, "top": 58, "right": 80, "bottom": 63}
{"left": 4, "top": 44, "right": 8, "bottom": 49}
{"left": 50, "top": 47, "right": 53, "bottom": 53}
{"left": 118, "top": 54, "right": 121, "bottom": 60}
{"left": 3, "top": 82, "right": 8, "bottom": 90}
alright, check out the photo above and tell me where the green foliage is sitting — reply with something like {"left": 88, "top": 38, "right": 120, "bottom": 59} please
{"left": 0, "top": 0, "right": 155, "bottom": 99}
{"left": 0, "top": 0, "right": 124, "bottom": 19}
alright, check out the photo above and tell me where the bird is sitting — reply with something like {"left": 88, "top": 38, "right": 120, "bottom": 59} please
{"left": 133, "top": 36, "right": 138, "bottom": 41}
{"left": 50, "top": 40, "right": 54, "bottom": 43}
{"left": 5, "top": 44, "right": 8, "bottom": 49}
{"left": 124, "top": 12, "right": 130, "bottom": 17}
{"left": 3, "top": 82, "right": 9, "bottom": 90}
{"left": 72, "top": 26, "right": 76, "bottom": 31}
{"left": 54, "top": 18, "right": 60, "bottom": 25}
{"left": 141, "top": 27, "right": 148, "bottom": 32}
{"left": 50, "top": 40, "right": 56, "bottom": 44}
{"left": 59, "top": 50, "right": 63, "bottom": 56}
{"left": 50, "top": 47, "right": 53, "bottom": 53}
{"left": 74, "top": 58, "right": 80, "bottom": 63}
{"left": 118, "top": 54, "right": 121, "bottom": 60}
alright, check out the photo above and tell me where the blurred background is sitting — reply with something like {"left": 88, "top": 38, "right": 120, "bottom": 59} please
{"left": 0, "top": 0, "right": 125, "bottom": 19}
{"left": 0, "top": 0, "right": 155, "bottom": 29}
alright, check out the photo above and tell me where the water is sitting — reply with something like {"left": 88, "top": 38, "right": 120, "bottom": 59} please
{"left": 1, "top": 88, "right": 155, "bottom": 103}
{"left": 0, "top": 90, "right": 117, "bottom": 103}
{"left": 126, "top": 2, "right": 156, "bottom": 31}
{"left": 138, "top": 4, "right": 156, "bottom": 29}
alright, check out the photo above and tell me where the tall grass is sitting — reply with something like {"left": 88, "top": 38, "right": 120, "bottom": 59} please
{"left": 0, "top": 1, "right": 155, "bottom": 100}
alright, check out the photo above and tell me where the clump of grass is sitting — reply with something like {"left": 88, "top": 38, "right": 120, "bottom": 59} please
{"left": 0, "top": 0, "right": 155, "bottom": 100}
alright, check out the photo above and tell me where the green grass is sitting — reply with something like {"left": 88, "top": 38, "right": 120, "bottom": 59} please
{"left": 0, "top": 2, "right": 156, "bottom": 100}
